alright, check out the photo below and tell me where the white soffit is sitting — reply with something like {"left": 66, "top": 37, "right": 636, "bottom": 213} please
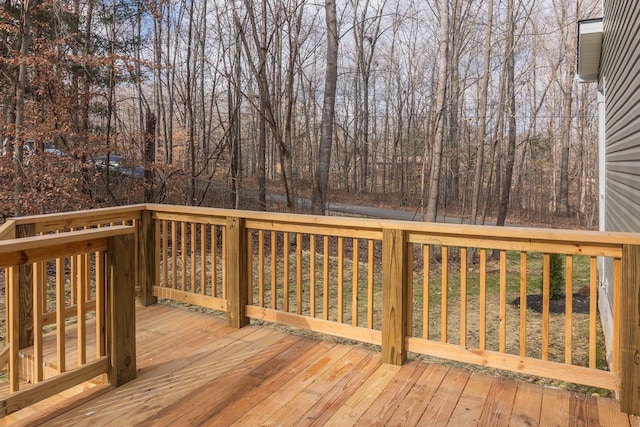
{"left": 577, "top": 18, "right": 603, "bottom": 82}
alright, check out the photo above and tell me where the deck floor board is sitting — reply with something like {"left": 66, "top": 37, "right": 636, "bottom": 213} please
{"left": 6, "top": 303, "right": 639, "bottom": 426}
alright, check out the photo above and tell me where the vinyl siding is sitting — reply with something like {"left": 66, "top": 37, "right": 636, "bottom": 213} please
{"left": 598, "top": 1, "right": 640, "bottom": 366}
{"left": 602, "top": 0, "right": 640, "bottom": 238}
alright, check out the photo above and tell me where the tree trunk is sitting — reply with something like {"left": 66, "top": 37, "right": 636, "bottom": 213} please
{"left": 558, "top": 0, "right": 578, "bottom": 217}
{"left": 425, "top": 0, "right": 449, "bottom": 222}
{"left": 470, "top": 0, "right": 493, "bottom": 224}
{"left": 312, "top": 0, "right": 338, "bottom": 215}
{"left": 144, "top": 107, "right": 156, "bottom": 203}
{"left": 13, "top": 0, "right": 32, "bottom": 216}
{"left": 495, "top": 0, "right": 516, "bottom": 228}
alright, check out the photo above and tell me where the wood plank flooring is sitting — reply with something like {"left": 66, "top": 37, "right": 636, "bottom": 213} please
{"left": 6, "top": 303, "right": 640, "bottom": 426}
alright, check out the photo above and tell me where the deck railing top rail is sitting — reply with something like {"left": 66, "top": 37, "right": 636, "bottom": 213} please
{"left": 146, "top": 203, "right": 640, "bottom": 245}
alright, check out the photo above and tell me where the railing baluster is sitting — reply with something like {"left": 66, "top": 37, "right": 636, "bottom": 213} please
{"left": 181, "top": 222, "right": 186, "bottom": 291}
{"left": 323, "top": 235, "right": 329, "bottom": 321}
{"left": 190, "top": 223, "right": 196, "bottom": 292}
{"left": 519, "top": 251, "right": 527, "bottom": 357}
{"left": 162, "top": 220, "right": 168, "bottom": 288}
{"left": 310, "top": 235, "right": 316, "bottom": 318}
{"left": 460, "top": 247, "right": 467, "bottom": 347}
{"left": 407, "top": 243, "right": 413, "bottom": 336}
{"left": 499, "top": 250, "right": 507, "bottom": 353}
{"left": 352, "top": 238, "right": 359, "bottom": 327}
{"left": 222, "top": 226, "right": 227, "bottom": 299}
{"left": 423, "top": 244, "right": 430, "bottom": 340}
{"left": 96, "top": 251, "right": 105, "bottom": 358}
{"left": 155, "top": 219, "right": 161, "bottom": 290}
{"left": 613, "top": 256, "right": 621, "bottom": 373}
{"left": 78, "top": 252, "right": 87, "bottom": 366}
{"left": 9, "top": 266, "right": 19, "bottom": 392}
{"left": 258, "top": 230, "right": 264, "bottom": 307}
{"left": 271, "top": 231, "right": 277, "bottom": 310}
{"left": 247, "top": 230, "right": 253, "bottom": 306}
{"left": 441, "top": 246, "right": 448, "bottom": 343}
{"left": 367, "top": 239, "right": 374, "bottom": 329}
{"left": 33, "top": 261, "right": 43, "bottom": 383}
{"left": 171, "top": 221, "right": 177, "bottom": 289}
{"left": 296, "top": 233, "right": 302, "bottom": 315}
{"left": 589, "top": 256, "right": 598, "bottom": 368}
{"left": 212, "top": 225, "right": 218, "bottom": 297}
{"left": 284, "top": 232, "right": 290, "bottom": 312}
{"left": 479, "top": 248, "right": 486, "bottom": 350}
{"left": 39, "top": 258, "right": 46, "bottom": 317}
{"left": 71, "top": 255, "right": 77, "bottom": 305}
{"left": 200, "top": 223, "right": 206, "bottom": 295}
{"left": 338, "top": 236, "right": 344, "bottom": 323}
{"left": 565, "top": 255, "right": 573, "bottom": 365}
{"left": 56, "top": 255, "right": 66, "bottom": 373}
{"left": 542, "top": 253, "right": 550, "bottom": 360}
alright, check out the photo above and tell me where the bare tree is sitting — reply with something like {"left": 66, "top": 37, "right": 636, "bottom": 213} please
{"left": 495, "top": 0, "right": 517, "bottom": 228}
{"left": 470, "top": 0, "right": 493, "bottom": 225}
{"left": 312, "top": 0, "right": 339, "bottom": 215}
{"left": 425, "top": 0, "right": 449, "bottom": 222}
{"left": 13, "top": 0, "right": 35, "bottom": 216}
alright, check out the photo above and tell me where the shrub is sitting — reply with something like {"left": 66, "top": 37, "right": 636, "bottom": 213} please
{"left": 547, "top": 253, "right": 565, "bottom": 300}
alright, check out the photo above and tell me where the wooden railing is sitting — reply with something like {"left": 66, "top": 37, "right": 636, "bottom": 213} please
{"left": 0, "top": 206, "right": 141, "bottom": 416}
{"left": 3, "top": 204, "right": 640, "bottom": 415}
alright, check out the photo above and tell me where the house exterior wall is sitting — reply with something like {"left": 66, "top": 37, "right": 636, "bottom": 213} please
{"left": 601, "top": 1, "right": 640, "bottom": 235}
{"left": 598, "top": 1, "right": 640, "bottom": 368}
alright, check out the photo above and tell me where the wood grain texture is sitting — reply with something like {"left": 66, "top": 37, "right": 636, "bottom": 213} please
{"left": 16, "top": 223, "right": 35, "bottom": 350}
{"left": 620, "top": 244, "right": 640, "bottom": 415}
{"left": 106, "top": 234, "right": 136, "bottom": 386}
{"left": 381, "top": 228, "right": 408, "bottom": 365}
{"left": 225, "top": 217, "right": 249, "bottom": 328}
{"left": 137, "top": 210, "right": 157, "bottom": 306}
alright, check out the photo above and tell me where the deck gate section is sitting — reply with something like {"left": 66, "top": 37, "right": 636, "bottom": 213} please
{"left": 0, "top": 224, "right": 137, "bottom": 416}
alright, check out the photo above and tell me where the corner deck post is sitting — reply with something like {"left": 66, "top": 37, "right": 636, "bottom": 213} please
{"left": 107, "top": 233, "right": 136, "bottom": 386}
{"left": 226, "top": 216, "right": 250, "bottom": 328}
{"left": 382, "top": 228, "right": 408, "bottom": 365}
{"left": 138, "top": 209, "right": 157, "bottom": 306}
{"left": 620, "top": 244, "right": 640, "bottom": 415}
{"left": 16, "top": 223, "right": 35, "bottom": 349}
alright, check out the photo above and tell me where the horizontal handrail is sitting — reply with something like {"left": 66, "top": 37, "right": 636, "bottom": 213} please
{"left": 146, "top": 203, "right": 640, "bottom": 246}
{"left": 11, "top": 204, "right": 145, "bottom": 234}
{"left": 0, "top": 225, "right": 135, "bottom": 268}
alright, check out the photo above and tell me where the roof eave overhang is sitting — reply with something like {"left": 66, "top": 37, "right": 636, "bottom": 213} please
{"left": 576, "top": 18, "right": 603, "bottom": 83}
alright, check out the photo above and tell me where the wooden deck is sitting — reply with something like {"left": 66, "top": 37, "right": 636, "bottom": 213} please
{"left": 6, "top": 303, "right": 640, "bottom": 426}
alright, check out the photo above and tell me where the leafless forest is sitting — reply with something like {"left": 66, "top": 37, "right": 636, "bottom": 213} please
{"left": 0, "top": 0, "right": 601, "bottom": 227}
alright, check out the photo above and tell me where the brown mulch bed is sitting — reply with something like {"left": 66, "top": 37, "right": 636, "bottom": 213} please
{"left": 510, "top": 293, "right": 591, "bottom": 314}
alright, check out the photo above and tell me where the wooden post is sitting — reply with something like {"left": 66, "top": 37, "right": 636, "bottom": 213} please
{"left": 382, "top": 228, "right": 408, "bottom": 365}
{"left": 620, "top": 244, "right": 640, "bottom": 415}
{"left": 138, "top": 209, "right": 157, "bottom": 306}
{"left": 106, "top": 234, "right": 136, "bottom": 386}
{"left": 226, "top": 216, "right": 249, "bottom": 328}
{"left": 16, "top": 223, "right": 35, "bottom": 349}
